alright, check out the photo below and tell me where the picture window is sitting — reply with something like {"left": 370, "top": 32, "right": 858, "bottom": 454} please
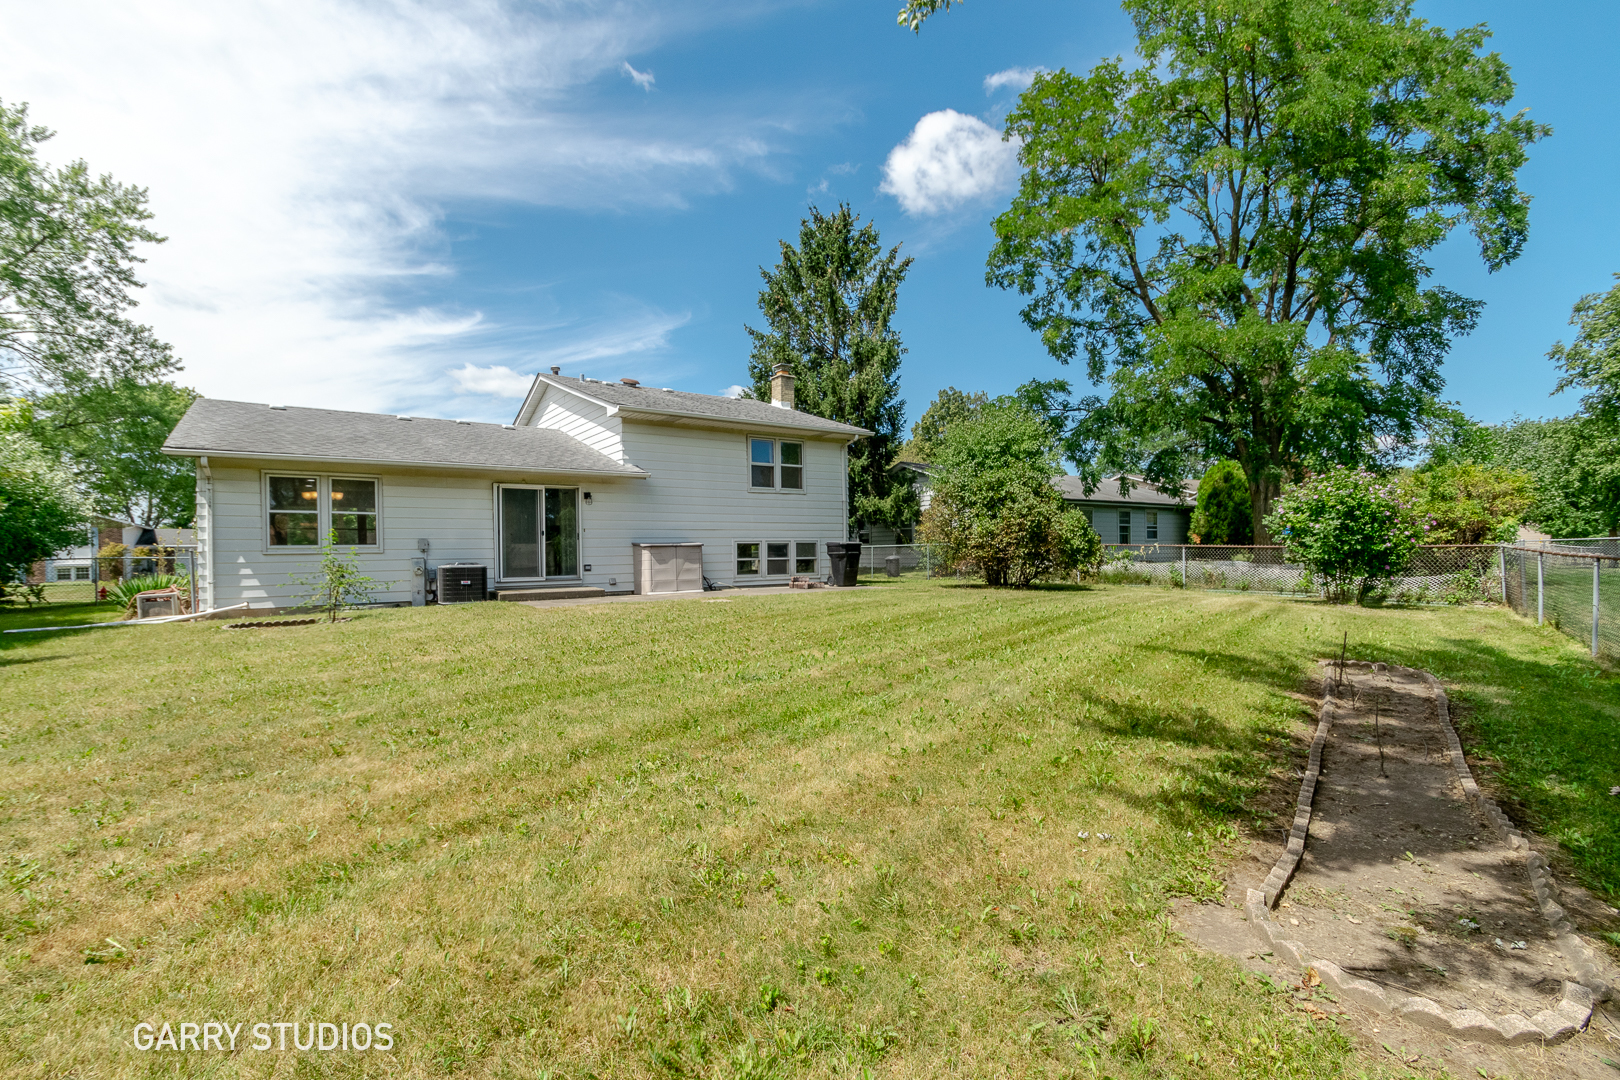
{"left": 266, "top": 474, "right": 381, "bottom": 549}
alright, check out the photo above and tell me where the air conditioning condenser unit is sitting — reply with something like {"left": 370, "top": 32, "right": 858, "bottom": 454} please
{"left": 436, "top": 564, "right": 488, "bottom": 604}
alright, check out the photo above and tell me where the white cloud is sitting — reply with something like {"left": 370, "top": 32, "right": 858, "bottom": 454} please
{"left": 622, "top": 61, "right": 656, "bottom": 91}
{"left": 880, "top": 110, "right": 1020, "bottom": 217}
{"left": 447, "top": 305, "right": 690, "bottom": 402}
{"left": 0, "top": 1, "right": 778, "bottom": 417}
{"left": 451, "top": 363, "right": 534, "bottom": 397}
{"left": 721, "top": 384, "right": 747, "bottom": 399}
{"left": 983, "top": 67, "right": 1043, "bottom": 94}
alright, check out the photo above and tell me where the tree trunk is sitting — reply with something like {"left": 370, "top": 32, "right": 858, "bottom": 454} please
{"left": 1250, "top": 475, "right": 1281, "bottom": 545}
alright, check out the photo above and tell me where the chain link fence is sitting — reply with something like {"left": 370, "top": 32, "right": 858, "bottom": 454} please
{"left": 1518, "top": 536, "right": 1620, "bottom": 558}
{"left": 858, "top": 541, "right": 1515, "bottom": 607}
{"left": 1096, "top": 544, "right": 1506, "bottom": 603}
{"left": 857, "top": 544, "right": 943, "bottom": 581}
{"left": 6, "top": 550, "right": 197, "bottom": 611}
{"left": 1503, "top": 543, "right": 1619, "bottom": 661}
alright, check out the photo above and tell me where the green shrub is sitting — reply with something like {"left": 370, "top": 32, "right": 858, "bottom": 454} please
{"left": 107, "top": 573, "right": 190, "bottom": 615}
{"left": 1189, "top": 460, "right": 1252, "bottom": 544}
{"left": 1266, "top": 468, "right": 1426, "bottom": 603}
{"left": 919, "top": 400, "right": 1102, "bottom": 587}
{"left": 1400, "top": 461, "right": 1531, "bottom": 543}
{"left": 0, "top": 433, "right": 91, "bottom": 598}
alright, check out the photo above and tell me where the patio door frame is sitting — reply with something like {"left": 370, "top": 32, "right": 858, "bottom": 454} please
{"left": 494, "top": 483, "right": 582, "bottom": 584}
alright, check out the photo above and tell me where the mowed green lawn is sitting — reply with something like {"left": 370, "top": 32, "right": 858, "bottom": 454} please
{"left": 2, "top": 582, "right": 1615, "bottom": 1078}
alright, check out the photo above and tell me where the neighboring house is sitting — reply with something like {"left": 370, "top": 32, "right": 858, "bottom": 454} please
{"left": 1054, "top": 475, "right": 1192, "bottom": 545}
{"left": 160, "top": 365, "right": 869, "bottom": 611}
{"left": 34, "top": 517, "right": 195, "bottom": 582}
{"left": 870, "top": 465, "right": 1191, "bottom": 547}
{"left": 857, "top": 460, "right": 935, "bottom": 546}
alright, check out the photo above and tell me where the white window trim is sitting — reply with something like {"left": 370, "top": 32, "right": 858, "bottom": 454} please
{"left": 261, "top": 471, "right": 383, "bottom": 555}
{"left": 734, "top": 539, "right": 820, "bottom": 579}
{"left": 493, "top": 483, "right": 583, "bottom": 584}
{"left": 745, "top": 434, "right": 807, "bottom": 494}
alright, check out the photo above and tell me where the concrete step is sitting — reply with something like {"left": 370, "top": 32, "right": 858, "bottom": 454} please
{"left": 495, "top": 586, "right": 606, "bottom": 602}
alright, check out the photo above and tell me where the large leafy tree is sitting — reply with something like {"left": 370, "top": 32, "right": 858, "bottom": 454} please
{"left": 747, "top": 204, "right": 914, "bottom": 528}
{"left": 900, "top": 386, "right": 988, "bottom": 463}
{"left": 1548, "top": 274, "right": 1620, "bottom": 425}
{"left": 25, "top": 379, "right": 198, "bottom": 527}
{"left": 1427, "top": 412, "right": 1618, "bottom": 538}
{"left": 902, "top": 0, "right": 1547, "bottom": 541}
{"left": 0, "top": 427, "right": 92, "bottom": 595}
{"left": 2, "top": 100, "right": 176, "bottom": 397}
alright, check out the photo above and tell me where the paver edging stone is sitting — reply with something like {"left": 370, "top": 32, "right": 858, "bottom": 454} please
{"left": 1242, "top": 659, "right": 1609, "bottom": 1046}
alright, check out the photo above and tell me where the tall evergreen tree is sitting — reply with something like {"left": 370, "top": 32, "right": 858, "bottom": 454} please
{"left": 747, "top": 204, "right": 914, "bottom": 529}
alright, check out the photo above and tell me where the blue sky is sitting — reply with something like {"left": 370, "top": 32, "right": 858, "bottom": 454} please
{"left": 5, "top": 0, "right": 1616, "bottom": 431}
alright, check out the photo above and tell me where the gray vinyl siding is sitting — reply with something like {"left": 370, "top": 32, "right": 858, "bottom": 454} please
{"left": 1076, "top": 504, "right": 1191, "bottom": 545}
{"left": 195, "top": 407, "right": 854, "bottom": 609}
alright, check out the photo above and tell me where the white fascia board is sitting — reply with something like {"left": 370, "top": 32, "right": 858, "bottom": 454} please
{"left": 158, "top": 447, "right": 649, "bottom": 479}
{"left": 617, "top": 408, "right": 870, "bottom": 439}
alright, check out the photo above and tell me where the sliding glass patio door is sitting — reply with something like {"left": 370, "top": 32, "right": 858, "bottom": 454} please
{"left": 498, "top": 486, "right": 578, "bottom": 581}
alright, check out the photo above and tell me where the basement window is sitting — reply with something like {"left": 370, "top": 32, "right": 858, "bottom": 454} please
{"left": 737, "top": 541, "right": 808, "bottom": 578}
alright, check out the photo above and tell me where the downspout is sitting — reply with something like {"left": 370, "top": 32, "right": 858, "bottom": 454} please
{"left": 198, "top": 456, "right": 214, "bottom": 612}
{"left": 843, "top": 440, "right": 852, "bottom": 542}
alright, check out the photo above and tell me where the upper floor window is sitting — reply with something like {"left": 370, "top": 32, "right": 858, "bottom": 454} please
{"left": 748, "top": 437, "right": 804, "bottom": 490}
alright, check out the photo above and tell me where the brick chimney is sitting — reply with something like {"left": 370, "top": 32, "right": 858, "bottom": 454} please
{"left": 769, "top": 363, "right": 795, "bottom": 410}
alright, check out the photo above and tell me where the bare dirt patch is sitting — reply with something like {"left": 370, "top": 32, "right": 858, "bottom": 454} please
{"left": 1177, "top": 663, "right": 1620, "bottom": 1078}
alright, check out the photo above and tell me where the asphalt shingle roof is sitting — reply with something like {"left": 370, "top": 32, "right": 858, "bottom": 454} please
{"left": 539, "top": 375, "right": 871, "bottom": 437}
{"left": 1054, "top": 475, "right": 1191, "bottom": 506}
{"left": 162, "top": 398, "right": 647, "bottom": 476}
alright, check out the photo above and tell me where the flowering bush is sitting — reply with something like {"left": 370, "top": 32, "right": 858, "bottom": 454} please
{"left": 1265, "top": 468, "right": 1426, "bottom": 603}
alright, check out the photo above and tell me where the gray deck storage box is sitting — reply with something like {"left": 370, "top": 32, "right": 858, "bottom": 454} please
{"left": 632, "top": 543, "right": 704, "bottom": 594}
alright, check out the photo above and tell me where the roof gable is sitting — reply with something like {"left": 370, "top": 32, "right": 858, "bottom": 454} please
{"left": 516, "top": 374, "right": 870, "bottom": 438}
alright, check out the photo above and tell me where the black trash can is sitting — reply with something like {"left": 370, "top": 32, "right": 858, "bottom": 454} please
{"left": 826, "top": 542, "right": 862, "bottom": 587}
